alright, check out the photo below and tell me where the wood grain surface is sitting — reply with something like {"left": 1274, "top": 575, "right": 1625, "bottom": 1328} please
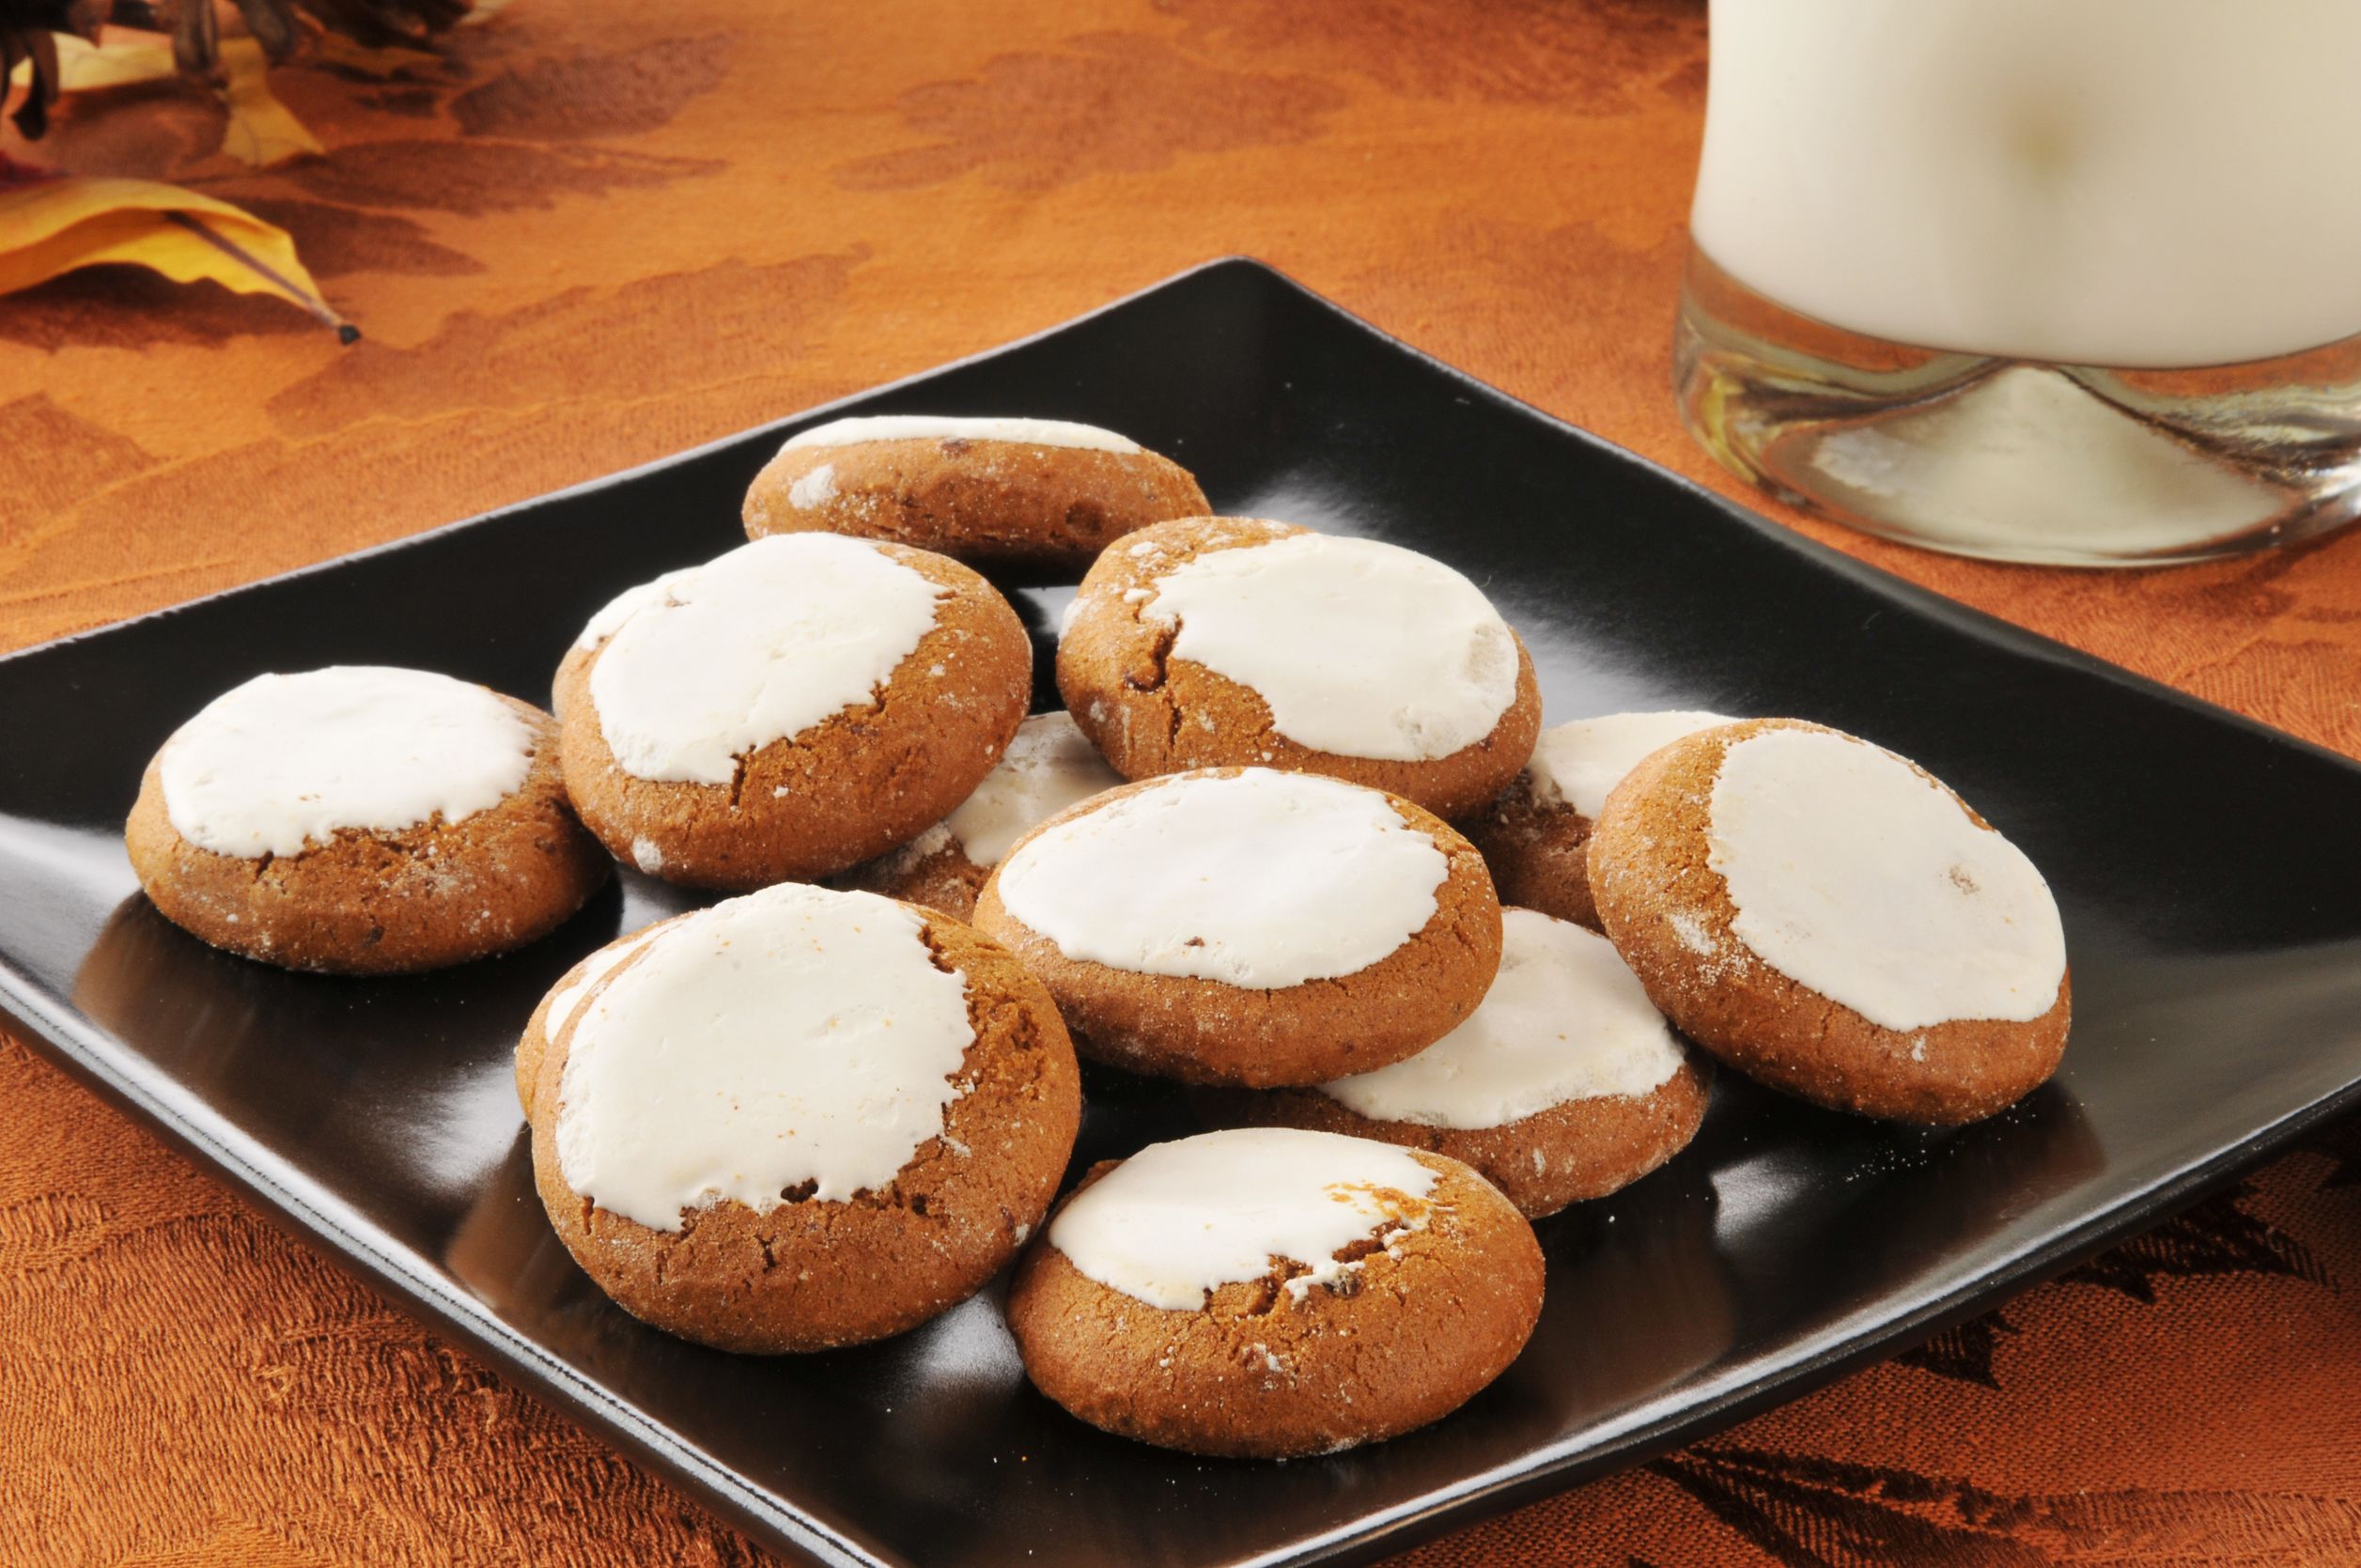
{"left": 6, "top": 4, "right": 2360, "bottom": 1564}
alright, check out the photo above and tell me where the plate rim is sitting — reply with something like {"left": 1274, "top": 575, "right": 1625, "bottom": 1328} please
{"left": 4, "top": 255, "right": 2359, "bottom": 1568}
{"left": 9, "top": 255, "right": 2353, "bottom": 789}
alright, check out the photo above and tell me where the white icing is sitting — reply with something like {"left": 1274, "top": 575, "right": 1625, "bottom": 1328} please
{"left": 994, "top": 769, "right": 1447, "bottom": 989}
{"left": 158, "top": 666, "right": 535, "bottom": 860}
{"left": 781, "top": 415, "right": 1141, "bottom": 455}
{"left": 1319, "top": 911, "right": 1683, "bottom": 1129}
{"left": 787, "top": 462, "right": 837, "bottom": 509}
{"left": 940, "top": 712, "right": 1123, "bottom": 869}
{"left": 1047, "top": 1127, "right": 1437, "bottom": 1312}
{"left": 874, "top": 821, "right": 956, "bottom": 877}
{"left": 575, "top": 567, "right": 696, "bottom": 652}
{"left": 1142, "top": 534, "right": 1518, "bottom": 762}
{"left": 1707, "top": 728, "right": 2067, "bottom": 1032}
{"left": 582, "top": 535, "right": 943, "bottom": 785}
{"left": 1526, "top": 710, "right": 1737, "bottom": 819}
{"left": 553, "top": 883, "right": 974, "bottom": 1232}
{"left": 545, "top": 929, "right": 659, "bottom": 1041}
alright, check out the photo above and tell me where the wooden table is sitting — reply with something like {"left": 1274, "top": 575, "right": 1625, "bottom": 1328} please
{"left": 7, "top": 3, "right": 2360, "bottom": 1562}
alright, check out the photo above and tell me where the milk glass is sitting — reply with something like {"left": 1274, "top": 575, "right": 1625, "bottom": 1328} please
{"left": 1675, "top": 0, "right": 2361, "bottom": 566}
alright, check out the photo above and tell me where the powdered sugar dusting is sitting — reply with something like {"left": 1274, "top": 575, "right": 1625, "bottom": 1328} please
{"left": 787, "top": 462, "right": 838, "bottom": 509}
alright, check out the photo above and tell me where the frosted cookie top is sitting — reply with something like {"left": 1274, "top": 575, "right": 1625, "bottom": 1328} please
{"left": 1708, "top": 728, "right": 2067, "bottom": 1032}
{"left": 553, "top": 883, "right": 973, "bottom": 1233}
{"left": 158, "top": 665, "right": 535, "bottom": 860}
{"left": 1527, "top": 710, "right": 1736, "bottom": 819}
{"left": 781, "top": 415, "right": 1142, "bottom": 455}
{"left": 941, "top": 711, "right": 1124, "bottom": 868}
{"left": 1048, "top": 1127, "right": 1437, "bottom": 1312}
{"left": 573, "top": 566, "right": 696, "bottom": 652}
{"left": 578, "top": 535, "right": 944, "bottom": 785}
{"left": 1321, "top": 910, "right": 1683, "bottom": 1130}
{"left": 544, "top": 926, "right": 661, "bottom": 1043}
{"left": 994, "top": 768, "right": 1448, "bottom": 989}
{"left": 1141, "top": 534, "right": 1520, "bottom": 762}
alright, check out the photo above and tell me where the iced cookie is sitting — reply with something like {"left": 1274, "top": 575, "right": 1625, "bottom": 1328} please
{"left": 1005, "top": 1126, "right": 1543, "bottom": 1458}
{"left": 837, "top": 710, "right": 1124, "bottom": 922}
{"left": 126, "top": 666, "right": 609, "bottom": 975}
{"left": 528, "top": 881, "right": 1082, "bottom": 1353}
{"left": 972, "top": 767, "right": 1502, "bottom": 1087}
{"left": 1464, "top": 710, "right": 1736, "bottom": 930}
{"left": 1218, "top": 909, "right": 1708, "bottom": 1218}
{"left": 1056, "top": 519, "right": 1542, "bottom": 818}
{"left": 557, "top": 534, "right": 1030, "bottom": 891}
{"left": 742, "top": 414, "right": 1210, "bottom": 579}
{"left": 1589, "top": 719, "right": 2071, "bottom": 1125}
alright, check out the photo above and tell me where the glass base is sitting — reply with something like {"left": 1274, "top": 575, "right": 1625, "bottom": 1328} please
{"left": 1674, "top": 247, "right": 2361, "bottom": 567}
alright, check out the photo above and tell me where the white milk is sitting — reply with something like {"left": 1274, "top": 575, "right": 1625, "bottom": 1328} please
{"left": 1691, "top": 0, "right": 2361, "bottom": 368}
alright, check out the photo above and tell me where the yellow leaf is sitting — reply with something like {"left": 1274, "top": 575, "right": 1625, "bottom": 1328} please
{"left": 6, "top": 30, "right": 176, "bottom": 93}
{"left": 0, "top": 175, "right": 350, "bottom": 337}
{"left": 9, "top": 32, "right": 321, "bottom": 169}
{"left": 55, "top": 32, "right": 176, "bottom": 91}
{"left": 216, "top": 39, "right": 323, "bottom": 168}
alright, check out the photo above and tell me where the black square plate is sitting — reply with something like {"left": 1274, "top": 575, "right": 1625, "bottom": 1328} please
{"left": 6, "top": 259, "right": 2361, "bottom": 1568}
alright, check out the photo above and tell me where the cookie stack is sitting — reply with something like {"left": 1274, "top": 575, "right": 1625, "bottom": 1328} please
{"left": 123, "top": 411, "right": 2071, "bottom": 1464}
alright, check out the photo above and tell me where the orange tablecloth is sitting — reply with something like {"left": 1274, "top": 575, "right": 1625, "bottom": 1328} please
{"left": 7, "top": 4, "right": 2361, "bottom": 1563}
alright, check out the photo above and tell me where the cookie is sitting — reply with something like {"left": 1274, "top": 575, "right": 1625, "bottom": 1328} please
{"left": 1463, "top": 711, "right": 1735, "bottom": 931}
{"left": 1056, "top": 518, "right": 1543, "bottom": 818}
{"left": 1216, "top": 909, "right": 1709, "bottom": 1218}
{"left": 528, "top": 881, "right": 1082, "bottom": 1354}
{"left": 1005, "top": 1126, "right": 1544, "bottom": 1458}
{"left": 126, "top": 666, "right": 609, "bottom": 975}
{"left": 557, "top": 533, "right": 1031, "bottom": 891}
{"left": 835, "top": 709, "right": 1125, "bottom": 921}
{"left": 971, "top": 767, "right": 1502, "bottom": 1087}
{"left": 1588, "top": 718, "right": 2071, "bottom": 1125}
{"left": 742, "top": 414, "right": 1210, "bottom": 579}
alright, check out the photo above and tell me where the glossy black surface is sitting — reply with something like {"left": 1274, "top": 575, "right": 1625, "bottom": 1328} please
{"left": 5, "top": 259, "right": 2361, "bottom": 1568}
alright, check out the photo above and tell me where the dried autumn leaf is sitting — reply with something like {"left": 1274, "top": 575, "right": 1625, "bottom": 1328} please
{"left": 0, "top": 168, "right": 352, "bottom": 336}
{"left": 10, "top": 31, "right": 324, "bottom": 166}
{"left": 5, "top": 0, "right": 477, "bottom": 125}
{"left": 40, "top": 28, "right": 174, "bottom": 90}
{"left": 215, "top": 36, "right": 320, "bottom": 164}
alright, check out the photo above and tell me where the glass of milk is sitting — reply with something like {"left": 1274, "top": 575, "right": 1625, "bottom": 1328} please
{"left": 1675, "top": 0, "right": 2361, "bottom": 566}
